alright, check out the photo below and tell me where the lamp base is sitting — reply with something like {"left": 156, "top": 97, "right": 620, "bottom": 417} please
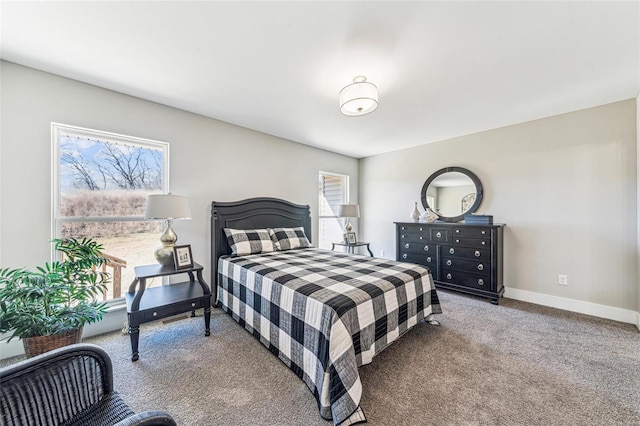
{"left": 155, "top": 220, "right": 178, "bottom": 267}
{"left": 343, "top": 220, "right": 353, "bottom": 243}
{"left": 155, "top": 245, "right": 175, "bottom": 267}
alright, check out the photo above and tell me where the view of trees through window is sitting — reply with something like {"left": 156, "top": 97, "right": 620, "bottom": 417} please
{"left": 54, "top": 124, "right": 168, "bottom": 301}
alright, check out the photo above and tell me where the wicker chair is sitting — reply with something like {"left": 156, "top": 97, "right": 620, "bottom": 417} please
{"left": 0, "top": 343, "right": 176, "bottom": 426}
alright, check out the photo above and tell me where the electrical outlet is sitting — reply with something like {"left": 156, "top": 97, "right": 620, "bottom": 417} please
{"left": 379, "top": 249, "right": 384, "bottom": 257}
{"left": 558, "top": 274, "right": 568, "bottom": 285}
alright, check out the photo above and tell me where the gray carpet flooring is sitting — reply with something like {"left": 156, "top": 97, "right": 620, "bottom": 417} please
{"left": 5, "top": 290, "right": 640, "bottom": 425}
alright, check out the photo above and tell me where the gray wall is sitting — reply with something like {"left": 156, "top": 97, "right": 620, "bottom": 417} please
{"left": 360, "top": 100, "right": 638, "bottom": 314}
{"left": 0, "top": 60, "right": 358, "bottom": 279}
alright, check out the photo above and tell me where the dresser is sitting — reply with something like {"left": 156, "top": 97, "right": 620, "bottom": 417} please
{"left": 395, "top": 222, "right": 505, "bottom": 304}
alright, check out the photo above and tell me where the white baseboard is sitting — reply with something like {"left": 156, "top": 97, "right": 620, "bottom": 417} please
{"left": 505, "top": 287, "right": 639, "bottom": 330}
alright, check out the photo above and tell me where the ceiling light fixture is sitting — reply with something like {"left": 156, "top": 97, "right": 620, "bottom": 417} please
{"left": 339, "top": 75, "right": 378, "bottom": 116}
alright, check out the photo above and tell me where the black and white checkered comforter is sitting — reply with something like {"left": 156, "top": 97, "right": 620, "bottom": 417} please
{"left": 217, "top": 248, "right": 442, "bottom": 425}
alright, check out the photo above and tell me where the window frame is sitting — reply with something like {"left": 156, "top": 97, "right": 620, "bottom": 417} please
{"left": 51, "top": 123, "right": 170, "bottom": 304}
{"left": 318, "top": 171, "right": 350, "bottom": 249}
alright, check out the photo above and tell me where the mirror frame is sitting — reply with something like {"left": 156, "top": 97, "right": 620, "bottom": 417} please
{"left": 420, "top": 166, "right": 483, "bottom": 223}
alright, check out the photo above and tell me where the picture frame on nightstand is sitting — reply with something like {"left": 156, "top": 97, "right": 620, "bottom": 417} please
{"left": 346, "top": 232, "right": 357, "bottom": 245}
{"left": 173, "top": 244, "right": 193, "bottom": 269}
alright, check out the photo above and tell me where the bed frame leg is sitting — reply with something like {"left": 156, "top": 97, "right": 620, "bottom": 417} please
{"left": 422, "top": 316, "right": 441, "bottom": 326}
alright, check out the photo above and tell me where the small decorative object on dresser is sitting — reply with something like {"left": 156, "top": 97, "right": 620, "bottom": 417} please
{"left": 420, "top": 207, "right": 438, "bottom": 223}
{"left": 395, "top": 222, "right": 505, "bottom": 304}
{"left": 410, "top": 201, "right": 421, "bottom": 222}
{"left": 464, "top": 214, "right": 494, "bottom": 225}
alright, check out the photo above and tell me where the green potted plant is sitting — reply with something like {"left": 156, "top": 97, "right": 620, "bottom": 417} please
{"left": 0, "top": 237, "right": 110, "bottom": 357}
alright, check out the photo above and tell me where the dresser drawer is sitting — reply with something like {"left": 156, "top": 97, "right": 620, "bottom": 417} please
{"left": 399, "top": 252, "right": 437, "bottom": 269}
{"left": 442, "top": 245, "right": 490, "bottom": 261}
{"left": 398, "top": 224, "right": 428, "bottom": 233}
{"left": 400, "top": 242, "right": 435, "bottom": 254}
{"left": 451, "top": 227, "right": 492, "bottom": 238}
{"left": 399, "top": 230, "right": 428, "bottom": 243}
{"left": 430, "top": 228, "right": 449, "bottom": 243}
{"left": 452, "top": 236, "right": 491, "bottom": 249}
{"left": 440, "top": 270, "right": 492, "bottom": 291}
{"left": 441, "top": 258, "right": 490, "bottom": 275}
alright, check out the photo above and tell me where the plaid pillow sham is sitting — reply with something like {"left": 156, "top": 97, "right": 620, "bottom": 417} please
{"left": 224, "top": 228, "right": 276, "bottom": 256}
{"left": 269, "top": 227, "right": 313, "bottom": 251}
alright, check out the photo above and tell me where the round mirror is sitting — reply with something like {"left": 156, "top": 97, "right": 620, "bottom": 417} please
{"left": 420, "top": 167, "right": 483, "bottom": 222}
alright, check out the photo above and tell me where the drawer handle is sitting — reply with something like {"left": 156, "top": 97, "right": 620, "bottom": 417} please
{"left": 436, "top": 232, "right": 442, "bottom": 238}
{"left": 446, "top": 273, "right": 452, "bottom": 280}
{"left": 478, "top": 279, "right": 484, "bottom": 286}
{"left": 402, "top": 235, "right": 406, "bottom": 238}
{"left": 477, "top": 264, "right": 484, "bottom": 271}
{"left": 423, "top": 245, "right": 429, "bottom": 251}
{"left": 191, "top": 302, "right": 196, "bottom": 307}
{"left": 419, "top": 236, "right": 423, "bottom": 240}
{"left": 404, "top": 243, "right": 410, "bottom": 248}
{"left": 475, "top": 251, "right": 481, "bottom": 257}
{"left": 446, "top": 260, "right": 452, "bottom": 266}
{"left": 153, "top": 312, "right": 158, "bottom": 317}
{"left": 426, "top": 257, "right": 432, "bottom": 262}
{"left": 449, "top": 248, "right": 455, "bottom": 254}
{"left": 402, "top": 227, "right": 406, "bottom": 230}
{"left": 455, "top": 239, "right": 460, "bottom": 243}
{"left": 402, "top": 254, "right": 408, "bottom": 259}
{"left": 419, "top": 227, "right": 423, "bottom": 231}
{"left": 455, "top": 229, "right": 460, "bottom": 233}
{"left": 481, "top": 230, "right": 486, "bottom": 235}
{"left": 481, "top": 241, "right": 486, "bottom": 245}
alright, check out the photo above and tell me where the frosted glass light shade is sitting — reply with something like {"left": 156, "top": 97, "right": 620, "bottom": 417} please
{"left": 145, "top": 194, "right": 192, "bottom": 220}
{"left": 339, "top": 76, "right": 378, "bottom": 116}
{"left": 337, "top": 204, "right": 360, "bottom": 218}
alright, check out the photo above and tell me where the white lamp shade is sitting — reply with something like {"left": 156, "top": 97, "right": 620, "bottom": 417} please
{"left": 337, "top": 204, "right": 360, "bottom": 218}
{"left": 145, "top": 194, "right": 192, "bottom": 220}
{"left": 339, "top": 76, "right": 378, "bottom": 116}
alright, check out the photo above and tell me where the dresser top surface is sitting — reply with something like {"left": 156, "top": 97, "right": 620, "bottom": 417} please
{"left": 395, "top": 221, "right": 505, "bottom": 227}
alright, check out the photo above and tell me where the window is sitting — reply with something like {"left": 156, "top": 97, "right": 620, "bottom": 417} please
{"left": 318, "top": 172, "right": 349, "bottom": 249}
{"left": 52, "top": 123, "right": 169, "bottom": 302}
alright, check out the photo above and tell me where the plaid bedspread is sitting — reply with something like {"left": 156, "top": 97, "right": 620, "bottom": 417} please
{"left": 217, "top": 249, "right": 441, "bottom": 425}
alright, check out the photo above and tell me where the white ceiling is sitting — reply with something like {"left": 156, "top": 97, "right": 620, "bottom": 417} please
{"left": 1, "top": 1, "right": 638, "bottom": 159}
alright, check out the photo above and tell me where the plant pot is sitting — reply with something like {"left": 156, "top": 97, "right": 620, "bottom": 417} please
{"left": 22, "top": 328, "right": 83, "bottom": 358}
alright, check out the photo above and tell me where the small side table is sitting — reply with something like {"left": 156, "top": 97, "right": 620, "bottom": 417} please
{"left": 331, "top": 241, "right": 374, "bottom": 257}
{"left": 126, "top": 262, "right": 211, "bottom": 362}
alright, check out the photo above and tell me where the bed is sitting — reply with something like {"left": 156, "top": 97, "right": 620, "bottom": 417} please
{"left": 211, "top": 198, "right": 442, "bottom": 425}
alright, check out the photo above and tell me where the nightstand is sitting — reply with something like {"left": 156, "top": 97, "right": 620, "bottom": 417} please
{"left": 126, "top": 262, "right": 211, "bottom": 361}
{"left": 331, "top": 241, "right": 374, "bottom": 257}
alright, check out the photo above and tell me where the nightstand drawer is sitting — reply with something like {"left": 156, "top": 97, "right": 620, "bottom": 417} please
{"left": 143, "top": 299, "right": 205, "bottom": 322}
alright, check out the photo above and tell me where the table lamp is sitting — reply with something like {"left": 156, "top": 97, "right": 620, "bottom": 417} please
{"left": 337, "top": 204, "right": 360, "bottom": 241}
{"left": 145, "top": 194, "right": 192, "bottom": 267}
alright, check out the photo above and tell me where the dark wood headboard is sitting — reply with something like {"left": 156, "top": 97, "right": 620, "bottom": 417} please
{"left": 210, "top": 197, "right": 312, "bottom": 298}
